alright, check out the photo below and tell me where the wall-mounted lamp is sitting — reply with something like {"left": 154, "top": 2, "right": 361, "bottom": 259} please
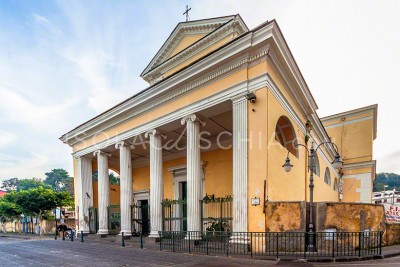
{"left": 246, "top": 92, "right": 257, "bottom": 103}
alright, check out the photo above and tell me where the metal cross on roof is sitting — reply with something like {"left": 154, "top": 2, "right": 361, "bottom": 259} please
{"left": 183, "top": 5, "right": 191, "bottom": 22}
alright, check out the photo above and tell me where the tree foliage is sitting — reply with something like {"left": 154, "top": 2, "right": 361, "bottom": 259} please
{"left": 373, "top": 172, "right": 400, "bottom": 191}
{"left": 92, "top": 171, "right": 120, "bottom": 186}
{"left": 14, "top": 187, "right": 73, "bottom": 218}
{"left": 44, "top": 168, "right": 74, "bottom": 194}
{"left": 1, "top": 178, "right": 51, "bottom": 192}
{"left": 0, "top": 186, "right": 73, "bottom": 226}
{"left": 0, "top": 198, "right": 21, "bottom": 222}
{"left": 1, "top": 178, "right": 19, "bottom": 192}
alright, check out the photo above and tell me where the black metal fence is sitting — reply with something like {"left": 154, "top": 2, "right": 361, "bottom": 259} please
{"left": 162, "top": 199, "right": 187, "bottom": 232}
{"left": 88, "top": 207, "right": 98, "bottom": 234}
{"left": 107, "top": 205, "right": 121, "bottom": 235}
{"left": 201, "top": 195, "right": 232, "bottom": 232}
{"left": 158, "top": 231, "right": 382, "bottom": 259}
{"left": 131, "top": 203, "right": 150, "bottom": 236}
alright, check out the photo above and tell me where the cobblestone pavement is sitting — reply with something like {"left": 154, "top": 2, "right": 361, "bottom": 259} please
{"left": 1, "top": 236, "right": 399, "bottom": 267}
{"left": 0, "top": 237, "right": 277, "bottom": 267}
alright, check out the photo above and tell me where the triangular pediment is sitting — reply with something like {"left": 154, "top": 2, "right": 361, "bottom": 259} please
{"left": 141, "top": 15, "right": 249, "bottom": 84}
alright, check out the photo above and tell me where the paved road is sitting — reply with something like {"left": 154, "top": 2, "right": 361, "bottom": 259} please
{"left": 0, "top": 237, "right": 399, "bottom": 267}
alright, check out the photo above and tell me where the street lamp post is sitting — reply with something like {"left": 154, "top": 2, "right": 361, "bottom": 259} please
{"left": 282, "top": 141, "right": 343, "bottom": 252}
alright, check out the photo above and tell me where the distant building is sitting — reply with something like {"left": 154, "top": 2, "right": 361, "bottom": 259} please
{"left": 372, "top": 190, "right": 400, "bottom": 205}
{"left": 0, "top": 190, "right": 7, "bottom": 198}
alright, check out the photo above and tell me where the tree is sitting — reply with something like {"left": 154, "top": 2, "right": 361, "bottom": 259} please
{"left": 44, "top": 169, "right": 74, "bottom": 194}
{"left": 18, "top": 178, "right": 52, "bottom": 191}
{"left": 1, "top": 178, "right": 52, "bottom": 192}
{"left": 92, "top": 171, "right": 120, "bottom": 186}
{"left": 373, "top": 172, "right": 400, "bottom": 191}
{"left": 13, "top": 186, "right": 73, "bottom": 235}
{"left": 0, "top": 195, "right": 21, "bottom": 222}
{"left": 1, "top": 178, "right": 19, "bottom": 192}
{"left": 109, "top": 172, "right": 120, "bottom": 186}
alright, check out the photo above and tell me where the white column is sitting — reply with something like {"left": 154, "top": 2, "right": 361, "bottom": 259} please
{"left": 116, "top": 141, "right": 134, "bottom": 236}
{"left": 232, "top": 96, "right": 248, "bottom": 233}
{"left": 145, "top": 129, "right": 165, "bottom": 238}
{"left": 94, "top": 150, "right": 111, "bottom": 235}
{"left": 181, "top": 114, "right": 205, "bottom": 236}
{"left": 77, "top": 156, "right": 93, "bottom": 233}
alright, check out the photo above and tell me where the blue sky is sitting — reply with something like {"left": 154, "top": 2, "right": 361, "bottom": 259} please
{"left": 0, "top": 0, "right": 399, "bottom": 180}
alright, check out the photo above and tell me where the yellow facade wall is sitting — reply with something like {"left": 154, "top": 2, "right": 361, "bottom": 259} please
{"left": 168, "top": 34, "right": 206, "bottom": 59}
{"left": 91, "top": 148, "right": 233, "bottom": 206}
{"left": 164, "top": 35, "right": 236, "bottom": 78}
{"left": 132, "top": 148, "right": 233, "bottom": 199}
{"left": 325, "top": 119, "right": 373, "bottom": 164}
{"left": 92, "top": 181, "right": 120, "bottom": 208}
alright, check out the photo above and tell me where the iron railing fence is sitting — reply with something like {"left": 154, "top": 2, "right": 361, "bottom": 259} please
{"left": 88, "top": 207, "right": 98, "bottom": 234}
{"left": 131, "top": 203, "right": 150, "bottom": 236}
{"left": 201, "top": 195, "right": 232, "bottom": 232}
{"left": 158, "top": 231, "right": 382, "bottom": 259}
{"left": 162, "top": 199, "right": 187, "bottom": 232}
{"left": 107, "top": 205, "right": 121, "bottom": 235}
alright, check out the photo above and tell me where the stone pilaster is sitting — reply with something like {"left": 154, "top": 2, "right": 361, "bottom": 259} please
{"left": 77, "top": 156, "right": 93, "bottom": 233}
{"left": 115, "top": 141, "right": 134, "bottom": 236}
{"left": 94, "top": 150, "right": 111, "bottom": 235}
{"left": 181, "top": 114, "right": 205, "bottom": 236}
{"left": 145, "top": 129, "right": 165, "bottom": 238}
{"left": 232, "top": 96, "right": 248, "bottom": 233}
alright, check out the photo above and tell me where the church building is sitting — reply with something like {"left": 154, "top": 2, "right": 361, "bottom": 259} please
{"left": 60, "top": 15, "right": 377, "bottom": 236}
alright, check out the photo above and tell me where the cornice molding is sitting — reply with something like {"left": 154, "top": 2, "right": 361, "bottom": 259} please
{"left": 71, "top": 74, "right": 263, "bottom": 158}
{"left": 141, "top": 15, "right": 248, "bottom": 77}
{"left": 64, "top": 48, "right": 269, "bottom": 147}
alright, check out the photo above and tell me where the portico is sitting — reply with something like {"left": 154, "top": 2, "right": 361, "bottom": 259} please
{"left": 71, "top": 98, "right": 247, "bottom": 236}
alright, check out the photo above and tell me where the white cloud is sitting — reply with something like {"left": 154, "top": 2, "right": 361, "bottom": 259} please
{"left": 32, "top": 13, "right": 62, "bottom": 36}
{"left": 0, "top": 131, "right": 16, "bottom": 147}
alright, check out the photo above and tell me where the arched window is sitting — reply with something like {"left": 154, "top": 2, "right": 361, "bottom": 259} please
{"left": 275, "top": 116, "right": 298, "bottom": 157}
{"left": 313, "top": 155, "right": 320, "bottom": 177}
{"left": 333, "top": 178, "right": 338, "bottom": 192}
{"left": 324, "top": 168, "right": 331, "bottom": 185}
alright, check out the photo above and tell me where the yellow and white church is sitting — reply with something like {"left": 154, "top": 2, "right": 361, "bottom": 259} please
{"left": 60, "top": 15, "right": 377, "bottom": 236}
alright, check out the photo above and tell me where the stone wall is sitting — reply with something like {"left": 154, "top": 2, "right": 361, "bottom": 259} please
{"left": 2, "top": 218, "right": 75, "bottom": 234}
{"left": 265, "top": 201, "right": 306, "bottom": 232}
{"left": 264, "top": 201, "right": 400, "bottom": 246}
{"left": 315, "top": 202, "right": 386, "bottom": 232}
{"left": 385, "top": 224, "right": 400, "bottom": 246}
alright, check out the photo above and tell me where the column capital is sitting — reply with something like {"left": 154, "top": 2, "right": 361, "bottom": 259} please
{"left": 93, "top": 150, "right": 111, "bottom": 157}
{"left": 230, "top": 94, "right": 247, "bottom": 104}
{"left": 115, "top": 141, "right": 135, "bottom": 150}
{"left": 144, "top": 129, "right": 167, "bottom": 139}
{"left": 180, "top": 114, "right": 206, "bottom": 126}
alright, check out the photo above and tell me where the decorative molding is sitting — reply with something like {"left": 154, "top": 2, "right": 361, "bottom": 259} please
{"left": 144, "top": 19, "right": 248, "bottom": 84}
{"left": 115, "top": 141, "right": 135, "bottom": 150}
{"left": 341, "top": 160, "right": 376, "bottom": 171}
{"left": 63, "top": 47, "right": 267, "bottom": 147}
{"left": 93, "top": 150, "right": 111, "bottom": 157}
{"left": 142, "top": 15, "right": 249, "bottom": 79}
{"left": 181, "top": 114, "right": 206, "bottom": 126}
{"left": 144, "top": 129, "right": 167, "bottom": 139}
{"left": 324, "top": 116, "right": 373, "bottom": 130}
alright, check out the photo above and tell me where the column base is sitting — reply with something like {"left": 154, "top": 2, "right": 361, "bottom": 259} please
{"left": 97, "top": 229, "right": 109, "bottom": 235}
{"left": 185, "top": 232, "right": 202, "bottom": 240}
{"left": 119, "top": 230, "right": 132, "bottom": 236}
{"left": 230, "top": 235, "right": 250, "bottom": 244}
{"left": 148, "top": 231, "right": 160, "bottom": 239}
{"left": 78, "top": 229, "right": 90, "bottom": 234}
